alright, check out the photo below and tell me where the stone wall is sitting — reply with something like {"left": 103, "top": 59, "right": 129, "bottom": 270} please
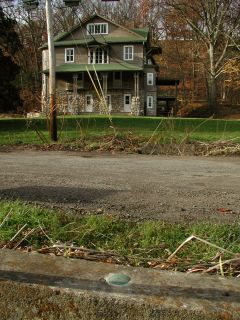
{"left": 43, "top": 89, "right": 144, "bottom": 115}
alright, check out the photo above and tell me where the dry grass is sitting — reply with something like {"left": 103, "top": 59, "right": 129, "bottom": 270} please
{"left": 1, "top": 200, "right": 240, "bottom": 277}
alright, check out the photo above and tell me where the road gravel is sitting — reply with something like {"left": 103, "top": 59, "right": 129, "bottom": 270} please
{"left": 0, "top": 150, "right": 239, "bottom": 222}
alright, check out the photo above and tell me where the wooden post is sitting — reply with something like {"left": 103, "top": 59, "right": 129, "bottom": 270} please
{"left": 46, "top": 0, "right": 57, "bottom": 141}
{"left": 136, "top": 72, "right": 139, "bottom": 97}
{"left": 103, "top": 73, "right": 108, "bottom": 97}
{"left": 134, "top": 73, "right": 137, "bottom": 97}
{"left": 73, "top": 74, "right": 78, "bottom": 96}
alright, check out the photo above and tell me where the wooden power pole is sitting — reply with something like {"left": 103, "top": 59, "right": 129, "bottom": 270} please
{"left": 23, "top": 0, "right": 120, "bottom": 142}
{"left": 45, "top": 0, "right": 57, "bottom": 141}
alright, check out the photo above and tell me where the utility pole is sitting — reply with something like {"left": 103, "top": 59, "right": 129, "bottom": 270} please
{"left": 23, "top": 0, "right": 120, "bottom": 142}
{"left": 23, "top": 0, "right": 57, "bottom": 141}
{"left": 45, "top": 0, "right": 57, "bottom": 141}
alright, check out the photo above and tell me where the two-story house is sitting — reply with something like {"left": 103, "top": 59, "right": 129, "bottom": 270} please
{"left": 41, "top": 14, "right": 159, "bottom": 116}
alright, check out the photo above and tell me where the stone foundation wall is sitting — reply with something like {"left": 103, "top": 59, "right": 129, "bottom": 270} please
{"left": 42, "top": 89, "right": 145, "bottom": 115}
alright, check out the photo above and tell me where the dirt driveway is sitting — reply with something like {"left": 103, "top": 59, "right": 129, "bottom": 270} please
{"left": 0, "top": 150, "right": 239, "bottom": 222}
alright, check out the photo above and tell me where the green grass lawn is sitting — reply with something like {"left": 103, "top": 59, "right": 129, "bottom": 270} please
{"left": 0, "top": 200, "right": 239, "bottom": 275}
{"left": 0, "top": 115, "right": 240, "bottom": 145}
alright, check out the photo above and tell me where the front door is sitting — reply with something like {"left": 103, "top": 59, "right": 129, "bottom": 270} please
{"left": 85, "top": 94, "right": 93, "bottom": 112}
{"left": 124, "top": 94, "right": 131, "bottom": 112}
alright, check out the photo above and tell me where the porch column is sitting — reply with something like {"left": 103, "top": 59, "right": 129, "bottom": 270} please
{"left": 134, "top": 72, "right": 137, "bottom": 97}
{"left": 103, "top": 73, "right": 108, "bottom": 97}
{"left": 73, "top": 73, "right": 78, "bottom": 96}
{"left": 102, "top": 73, "right": 108, "bottom": 113}
{"left": 136, "top": 72, "right": 139, "bottom": 97}
{"left": 132, "top": 72, "right": 140, "bottom": 116}
{"left": 133, "top": 72, "right": 139, "bottom": 97}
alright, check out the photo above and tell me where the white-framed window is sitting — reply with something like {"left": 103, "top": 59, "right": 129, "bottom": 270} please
{"left": 147, "top": 73, "right": 154, "bottom": 85}
{"left": 88, "top": 48, "right": 109, "bottom": 64}
{"left": 87, "top": 23, "right": 108, "bottom": 35}
{"left": 147, "top": 96, "right": 154, "bottom": 109}
{"left": 123, "top": 46, "right": 134, "bottom": 60}
{"left": 65, "top": 48, "right": 74, "bottom": 63}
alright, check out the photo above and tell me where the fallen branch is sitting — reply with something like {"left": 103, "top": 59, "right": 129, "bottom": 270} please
{"left": 167, "top": 234, "right": 234, "bottom": 261}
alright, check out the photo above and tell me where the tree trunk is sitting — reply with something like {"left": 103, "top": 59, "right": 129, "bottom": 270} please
{"left": 209, "top": 75, "right": 217, "bottom": 115}
{"left": 208, "top": 43, "right": 217, "bottom": 114}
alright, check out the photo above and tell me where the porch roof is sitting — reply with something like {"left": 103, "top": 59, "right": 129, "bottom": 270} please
{"left": 43, "top": 63, "right": 143, "bottom": 73}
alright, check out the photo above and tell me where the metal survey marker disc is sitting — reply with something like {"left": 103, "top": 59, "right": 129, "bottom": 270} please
{"left": 105, "top": 273, "right": 131, "bottom": 286}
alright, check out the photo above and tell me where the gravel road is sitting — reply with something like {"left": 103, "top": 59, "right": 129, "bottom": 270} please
{"left": 0, "top": 150, "right": 239, "bottom": 222}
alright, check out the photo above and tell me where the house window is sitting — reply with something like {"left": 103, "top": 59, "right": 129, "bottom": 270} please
{"left": 123, "top": 46, "right": 134, "bottom": 60}
{"left": 147, "top": 96, "right": 154, "bottom": 108}
{"left": 65, "top": 48, "right": 74, "bottom": 63}
{"left": 88, "top": 48, "right": 108, "bottom": 64}
{"left": 87, "top": 23, "right": 108, "bottom": 35}
{"left": 147, "top": 73, "right": 154, "bottom": 85}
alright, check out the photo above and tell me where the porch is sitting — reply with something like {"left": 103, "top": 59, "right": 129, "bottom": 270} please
{"left": 42, "top": 64, "right": 144, "bottom": 115}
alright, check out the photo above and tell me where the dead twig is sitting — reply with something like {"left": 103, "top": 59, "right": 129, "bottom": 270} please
{"left": 203, "top": 257, "right": 240, "bottom": 274}
{"left": 38, "top": 222, "right": 54, "bottom": 245}
{"left": 52, "top": 244, "right": 118, "bottom": 256}
{"left": 167, "top": 235, "right": 195, "bottom": 261}
{"left": 0, "top": 209, "right": 13, "bottom": 228}
{"left": 3, "top": 223, "right": 27, "bottom": 249}
{"left": 167, "top": 234, "right": 234, "bottom": 261}
{"left": 13, "top": 227, "right": 37, "bottom": 249}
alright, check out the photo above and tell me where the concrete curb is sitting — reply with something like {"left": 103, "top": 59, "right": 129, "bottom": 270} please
{"left": 0, "top": 249, "right": 240, "bottom": 319}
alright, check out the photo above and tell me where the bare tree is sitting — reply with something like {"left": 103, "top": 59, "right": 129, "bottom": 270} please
{"left": 161, "top": 0, "right": 240, "bottom": 113}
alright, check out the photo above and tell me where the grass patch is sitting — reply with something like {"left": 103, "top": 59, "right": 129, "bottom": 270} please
{"left": 0, "top": 200, "right": 239, "bottom": 275}
{"left": 0, "top": 115, "right": 240, "bottom": 145}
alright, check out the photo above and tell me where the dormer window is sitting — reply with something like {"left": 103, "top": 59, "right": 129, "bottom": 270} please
{"left": 65, "top": 48, "right": 74, "bottom": 63}
{"left": 87, "top": 23, "right": 108, "bottom": 35}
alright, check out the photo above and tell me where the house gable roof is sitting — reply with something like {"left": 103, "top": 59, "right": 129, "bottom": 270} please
{"left": 40, "top": 14, "right": 150, "bottom": 49}
{"left": 55, "top": 14, "right": 148, "bottom": 42}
